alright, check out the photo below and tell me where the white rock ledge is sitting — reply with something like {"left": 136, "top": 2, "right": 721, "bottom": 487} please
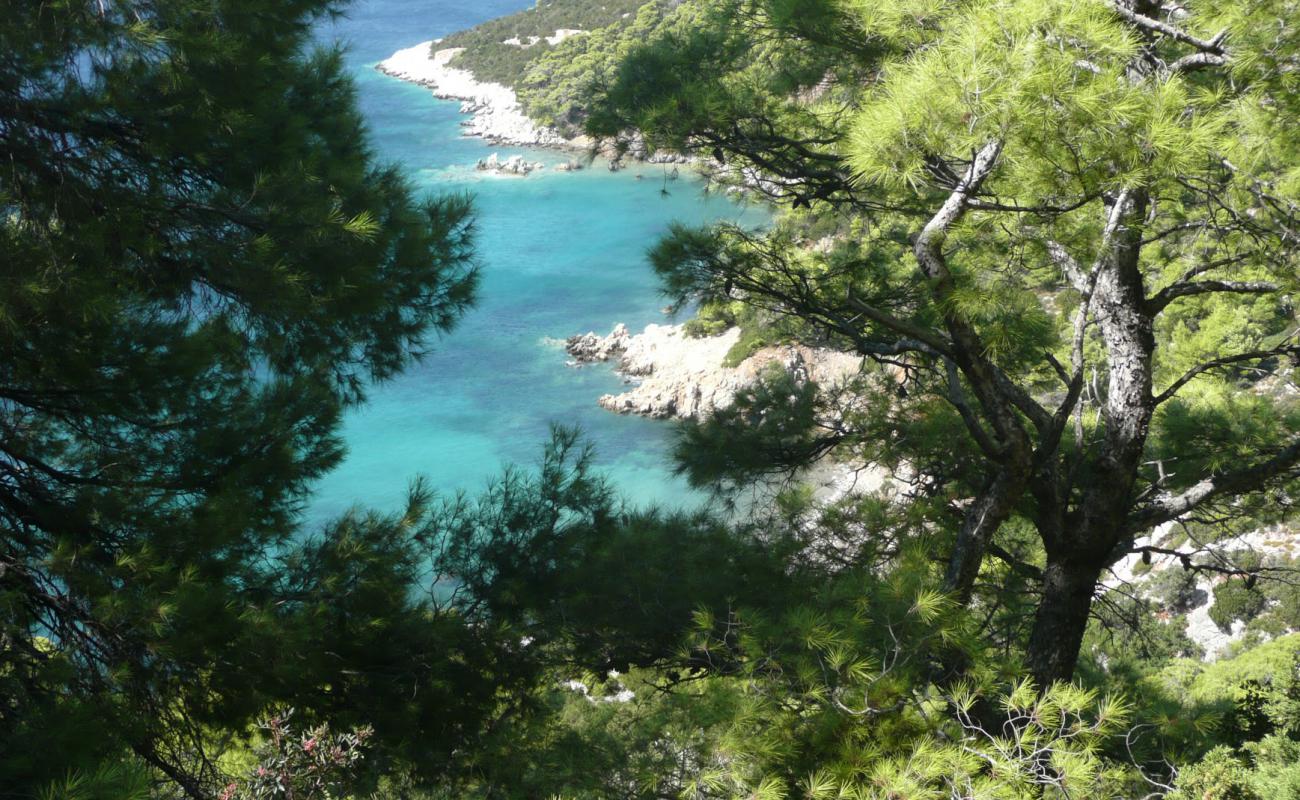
{"left": 566, "top": 322, "right": 897, "bottom": 510}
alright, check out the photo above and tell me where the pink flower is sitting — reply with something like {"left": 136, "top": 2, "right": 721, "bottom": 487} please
{"left": 303, "top": 737, "right": 317, "bottom": 753}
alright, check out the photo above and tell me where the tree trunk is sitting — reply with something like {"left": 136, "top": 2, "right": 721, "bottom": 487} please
{"left": 942, "top": 464, "right": 1027, "bottom": 604}
{"left": 1025, "top": 558, "right": 1104, "bottom": 687}
{"left": 1022, "top": 189, "right": 1153, "bottom": 688}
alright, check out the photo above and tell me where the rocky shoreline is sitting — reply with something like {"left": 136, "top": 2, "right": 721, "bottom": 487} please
{"left": 565, "top": 322, "right": 895, "bottom": 508}
{"left": 1106, "top": 523, "right": 1300, "bottom": 660}
{"left": 377, "top": 42, "right": 575, "bottom": 147}
{"left": 565, "top": 322, "right": 863, "bottom": 421}
{"left": 377, "top": 41, "right": 699, "bottom": 172}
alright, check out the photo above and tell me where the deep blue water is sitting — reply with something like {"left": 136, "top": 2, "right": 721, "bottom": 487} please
{"left": 307, "top": 1, "right": 764, "bottom": 522}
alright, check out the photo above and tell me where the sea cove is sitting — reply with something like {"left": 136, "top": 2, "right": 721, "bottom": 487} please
{"left": 306, "top": 0, "right": 766, "bottom": 523}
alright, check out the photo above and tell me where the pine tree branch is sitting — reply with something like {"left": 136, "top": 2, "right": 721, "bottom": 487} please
{"left": 1153, "top": 344, "right": 1300, "bottom": 405}
{"left": 1045, "top": 241, "right": 1091, "bottom": 294}
{"left": 1170, "top": 52, "right": 1229, "bottom": 73}
{"left": 1126, "top": 438, "right": 1300, "bottom": 532}
{"left": 967, "top": 194, "right": 1097, "bottom": 215}
{"left": 986, "top": 542, "right": 1044, "bottom": 581}
{"left": 844, "top": 290, "right": 953, "bottom": 357}
{"left": 945, "top": 359, "right": 1004, "bottom": 458}
{"left": 1111, "top": 4, "right": 1228, "bottom": 54}
{"left": 914, "top": 141, "right": 1044, "bottom": 438}
{"left": 1146, "top": 279, "right": 1278, "bottom": 312}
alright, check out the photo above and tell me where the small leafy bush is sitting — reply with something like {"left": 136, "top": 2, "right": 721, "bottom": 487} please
{"left": 222, "top": 712, "right": 372, "bottom": 800}
{"left": 1168, "top": 747, "right": 1261, "bottom": 800}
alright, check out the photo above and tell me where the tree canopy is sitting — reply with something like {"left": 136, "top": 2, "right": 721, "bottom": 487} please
{"left": 0, "top": 0, "right": 479, "bottom": 794}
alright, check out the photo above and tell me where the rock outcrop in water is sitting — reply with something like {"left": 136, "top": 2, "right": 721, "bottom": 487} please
{"left": 566, "top": 323, "right": 634, "bottom": 363}
{"left": 476, "top": 152, "right": 546, "bottom": 175}
{"left": 565, "top": 322, "right": 893, "bottom": 506}
{"left": 565, "top": 323, "right": 863, "bottom": 420}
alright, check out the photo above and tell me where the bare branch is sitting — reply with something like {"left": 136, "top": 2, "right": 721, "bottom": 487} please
{"left": 1167, "top": 254, "right": 1253, "bottom": 286}
{"left": 966, "top": 194, "right": 1097, "bottom": 215}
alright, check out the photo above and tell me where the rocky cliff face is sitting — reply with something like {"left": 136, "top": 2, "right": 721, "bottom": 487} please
{"left": 565, "top": 323, "right": 863, "bottom": 420}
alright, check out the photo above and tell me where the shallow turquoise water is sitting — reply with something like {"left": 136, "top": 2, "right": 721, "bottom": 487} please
{"left": 307, "top": 1, "right": 766, "bottom": 522}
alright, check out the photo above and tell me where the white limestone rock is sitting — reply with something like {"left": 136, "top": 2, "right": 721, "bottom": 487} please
{"left": 377, "top": 43, "right": 572, "bottom": 147}
{"left": 565, "top": 323, "right": 863, "bottom": 421}
{"left": 475, "top": 152, "right": 545, "bottom": 175}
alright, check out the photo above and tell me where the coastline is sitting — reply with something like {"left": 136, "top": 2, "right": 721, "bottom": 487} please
{"left": 373, "top": 38, "right": 903, "bottom": 511}
{"left": 377, "top": 42, "right": 578, "bottom": 148}
{"left": 565, "top": 322, "right": 893, "bottom": 506}
{"left": 566, "top": 322, "right": 864, "bottom": 421}
{"left": 375, "top": 41, "right": 695, "bottom": 171}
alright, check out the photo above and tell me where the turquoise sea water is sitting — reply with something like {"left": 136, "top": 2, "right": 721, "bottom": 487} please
{"left": 308, "top": 1, "right": 765, "bottom": 522}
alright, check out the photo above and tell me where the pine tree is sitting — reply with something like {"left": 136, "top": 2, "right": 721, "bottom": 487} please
{"left": 589, "top": 0, "right": 1300, "bottom": 686}
{"left": 0, "top": 1, "right": 477, "bottom": 795}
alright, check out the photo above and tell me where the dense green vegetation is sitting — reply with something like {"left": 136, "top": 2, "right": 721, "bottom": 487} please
{"left": 578, "top": 0, "right": 1300, "bottom": 794}
{"left": 439, "top": 0, "right": 647, "bottom": 106}
{"left": 6, "top": 0, "right": 1300, "bottom": 798}
{"left": 442, "top": 0, "right": 647, "bottom": 62}
{"left": 438, "top": 0, "right": 693, "bottom": 134}
{"left": 592, "top": 0, "right": 1300, "bottom": 677}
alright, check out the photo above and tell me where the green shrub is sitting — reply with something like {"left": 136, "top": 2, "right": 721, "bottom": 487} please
{"left": 1242, "top": 735, "right": 1300, "bottom": 799}
{"left": 723, "top": 324, "right": 778, "bottom": 367}
{"left": 37, "top": 764, "right": 151, "bottom": 800}
{"left": 682, "top": 300, "right": 741, "bottom": 338}
{"left": 224, "top": 714, "right": 372, "bottom": 800}
{"left": 1256, "top": 554, "right": 1300, "bottom": 631}
{"left": 1168, "top": 747, "right": 1261, "bottom": 800}
{"left": 1210, "top": 580, "right": 1269, "bottom": 633}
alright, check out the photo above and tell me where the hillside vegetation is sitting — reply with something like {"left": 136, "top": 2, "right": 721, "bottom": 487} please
{"left": 439, "top": 0, "right": 647, "bottom": 87}
{"left": 439, "top": 0, "right": 689, "bottom": 134}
